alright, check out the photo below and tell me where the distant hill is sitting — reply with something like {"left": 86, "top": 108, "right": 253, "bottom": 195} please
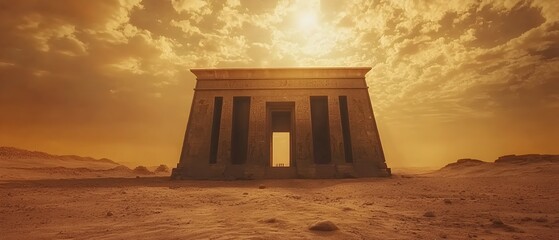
{"left": 495, "top": 154, "right": 559, "bottom": 164}
{"left": 0, "top": 146, "right": 121, "bottom": 170}
{"left": 430, "top": 154, "right": 559, "bottom": 177}
{"left": 0, "top": 147, "right": 171, "bottom": 180}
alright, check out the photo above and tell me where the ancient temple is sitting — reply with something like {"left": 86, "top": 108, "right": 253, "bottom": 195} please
{"left": 171, "top": 67, "right": 390, "bottom": 179}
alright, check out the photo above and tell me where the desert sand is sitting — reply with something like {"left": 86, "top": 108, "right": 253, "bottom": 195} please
{"left": 1, "top": 149, "right": 558, "bottom": 239}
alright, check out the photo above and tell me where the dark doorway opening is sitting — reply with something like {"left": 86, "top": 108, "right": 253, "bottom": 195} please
{"left": 209, "top": 97, "right": 223, "bottom": 164}
{"left": 339, "top": 96, "right": 353, "bottom": 163}
{"left": 310, "top": 96, "right": 331, "bottom": 164}
{"left": 231, "top": 96, "right": 250, "bottom": 164}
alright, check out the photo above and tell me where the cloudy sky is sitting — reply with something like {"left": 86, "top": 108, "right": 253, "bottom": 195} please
{"left": 0, "top": 0, "right": 557, "bottom": 168}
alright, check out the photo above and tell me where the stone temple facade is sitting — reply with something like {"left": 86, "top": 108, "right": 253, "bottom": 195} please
{"left": 171, "top": 67, "right": 390, "bottom": 179}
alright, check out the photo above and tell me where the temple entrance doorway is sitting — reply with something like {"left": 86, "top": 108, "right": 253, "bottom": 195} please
{"left": 267, "top": 102, "right": 295, "bottom": 168}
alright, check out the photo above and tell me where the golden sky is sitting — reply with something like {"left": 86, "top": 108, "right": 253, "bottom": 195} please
{"left": 0, "top": 0, "right": 558, "bottom": 168}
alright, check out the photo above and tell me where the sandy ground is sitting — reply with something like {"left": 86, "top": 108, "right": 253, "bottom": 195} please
{"left": 1, "top": 168, "right": 558, "bottom": 240}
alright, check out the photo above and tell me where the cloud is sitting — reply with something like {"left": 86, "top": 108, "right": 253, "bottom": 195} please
{"left": 171, "top": 0, "right": 210, "bottom": 15}
{"left": 0, "top": 0, "right": 192, "bottom": 163}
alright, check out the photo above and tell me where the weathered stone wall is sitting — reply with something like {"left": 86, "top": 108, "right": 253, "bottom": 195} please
{"left": 172, "top": 68, "right": 390, "bottom": 179}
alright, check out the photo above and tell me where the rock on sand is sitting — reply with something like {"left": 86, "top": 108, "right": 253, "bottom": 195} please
{"left": 309, "top": 220, "right": 339, "bottom": 231}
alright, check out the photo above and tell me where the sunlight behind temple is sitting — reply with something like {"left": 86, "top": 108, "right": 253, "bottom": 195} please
{"left": 272, "top": 132, "right": 290, "bottom": 167}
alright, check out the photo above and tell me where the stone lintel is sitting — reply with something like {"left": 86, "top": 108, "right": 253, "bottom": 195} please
{"left": 191, "top": 67, "right": 372, "bottom": 80}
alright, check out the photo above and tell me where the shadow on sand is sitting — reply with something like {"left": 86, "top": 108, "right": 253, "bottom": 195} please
{"left": 0, "top": 176, "right": 393, "bottom": 189}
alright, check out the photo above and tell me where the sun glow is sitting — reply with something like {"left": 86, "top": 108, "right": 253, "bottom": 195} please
{"left": 297, "top": 12, "right": 318, "bottom": 30}
{"left": 285, "top": 9, "right": 342, "bottom": 58}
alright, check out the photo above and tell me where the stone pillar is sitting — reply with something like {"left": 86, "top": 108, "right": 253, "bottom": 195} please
{"left": 295, "top": 96, "right": 313, "bottom": 175}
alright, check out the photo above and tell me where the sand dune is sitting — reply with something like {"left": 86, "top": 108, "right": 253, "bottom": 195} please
{"left": 0, "top": 147, "right": 169, "bottom": 180}
{"left": 429, "top": 155, "right": 559, "bottom": 177}
{"left": 0, "top": 147, "right": 121, "bottom": 170}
